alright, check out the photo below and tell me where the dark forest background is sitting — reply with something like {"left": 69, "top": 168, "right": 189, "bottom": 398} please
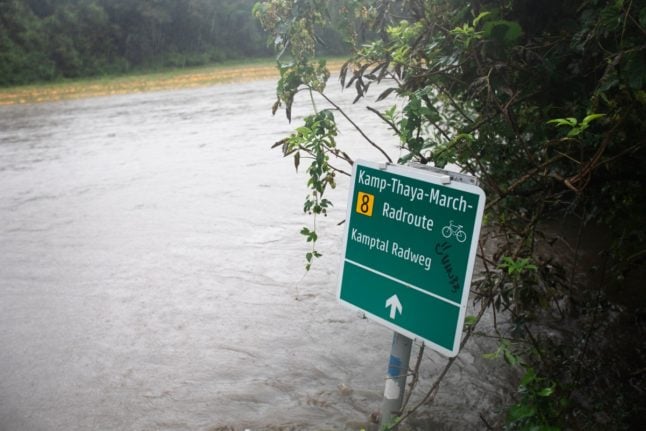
{"left": 0, "top": 0, "right": 347, "bottom": 86}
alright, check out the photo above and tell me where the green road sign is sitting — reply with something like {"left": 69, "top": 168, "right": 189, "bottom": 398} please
{"left": 338, "top": 160, "right": 486, "bottom": 357}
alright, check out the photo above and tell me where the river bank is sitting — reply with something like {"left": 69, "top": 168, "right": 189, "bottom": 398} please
{"left": 0, "top": 58, "right": 345, "bottom": 106}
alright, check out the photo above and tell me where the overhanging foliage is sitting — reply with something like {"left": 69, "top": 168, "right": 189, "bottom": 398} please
{"left": 256, "top": 0, "right": 645, "bottom": 428}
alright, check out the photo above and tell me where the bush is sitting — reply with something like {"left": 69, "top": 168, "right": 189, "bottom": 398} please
{"left": 255, "top": 0, "right": 646, "bottom": 428}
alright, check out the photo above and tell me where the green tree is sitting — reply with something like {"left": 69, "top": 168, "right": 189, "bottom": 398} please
{"left": 0, "top": 0, "right": 273, "bottom": 85}
{"left": 255, "top": 0, "right": 645, "bottom": 428}
{"left": 0, "top": 0, "right": 55, "bottom": 85}
{"left": 41, "top": 0, "right": 118, "bottom": 77}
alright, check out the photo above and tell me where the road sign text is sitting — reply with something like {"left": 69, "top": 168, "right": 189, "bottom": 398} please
{"left": 338, "top": 160, "right": 486, "bottom": 357}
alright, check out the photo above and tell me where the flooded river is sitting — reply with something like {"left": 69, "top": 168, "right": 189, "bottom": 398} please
{"left": 0, "top": 78, "right": 513, "bottom": 430}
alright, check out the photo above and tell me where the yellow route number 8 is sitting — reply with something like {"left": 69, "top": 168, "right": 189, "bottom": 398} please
{"left": 355, "top": 191, "right": 374, "bottom": 217}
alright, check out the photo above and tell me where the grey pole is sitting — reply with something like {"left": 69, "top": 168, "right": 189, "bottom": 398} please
{"left": 379, "top": 331, "right": 413, "bottom": 429}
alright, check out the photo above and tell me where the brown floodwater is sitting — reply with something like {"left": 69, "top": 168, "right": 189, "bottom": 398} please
{"left": 0, "top": 78, "right": 513, "bottom": 430}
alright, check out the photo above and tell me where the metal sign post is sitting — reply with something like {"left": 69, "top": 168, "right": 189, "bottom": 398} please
{"left": 380, "top": 332, "right": 413, "bottom": 428}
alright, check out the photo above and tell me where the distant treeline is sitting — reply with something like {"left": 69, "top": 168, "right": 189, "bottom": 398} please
{"left": 0, "top": 0, "right": 347, "bottom": 86}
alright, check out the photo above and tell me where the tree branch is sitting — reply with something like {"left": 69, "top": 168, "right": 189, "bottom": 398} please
{"left": 367, "top": 105, "right": 401, "bottom": 136}
{"left": 316, "top": 90, "right": 393, "bottom": 163}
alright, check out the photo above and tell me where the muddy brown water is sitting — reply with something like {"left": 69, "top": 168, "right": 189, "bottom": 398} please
{"left": 0, "top": 79, "right": 514, "bottom": 430}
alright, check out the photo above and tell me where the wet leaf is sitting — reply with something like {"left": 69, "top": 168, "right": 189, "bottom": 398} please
{"left": 339, "top": 60, "right": 350, "bottom": 87}
{"left": 271, "top": 138, "right": 288, "bottom": 149}
{"left": 293, "top": 151, "right": 300, "bottom": 171}
{"left": 286, "top": 103, "right": 292, "bottom": 122}
{"left": 376, "top": 87, "right": 396, "bottom": 102}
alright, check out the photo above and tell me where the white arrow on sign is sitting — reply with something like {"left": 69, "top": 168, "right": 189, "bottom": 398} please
{"left": 385, "top": 294, "right": 403, "bottom": 320}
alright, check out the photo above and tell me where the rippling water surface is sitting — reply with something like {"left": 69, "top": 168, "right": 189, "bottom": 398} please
{"left": 0, "top": 79, "right": 512, "bottom": 430}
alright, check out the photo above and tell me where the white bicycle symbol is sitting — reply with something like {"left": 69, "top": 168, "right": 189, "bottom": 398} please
{"left": 441, "top": 220, "right": 467, "bottom": 243}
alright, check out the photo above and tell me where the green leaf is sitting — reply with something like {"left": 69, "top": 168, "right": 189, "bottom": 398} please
{"left": 473, "top": 11, "right": 492, "bottom": 27}
{"left": 538, "top": 383, "right": 556, "bottom": 397}
{"left": 464, "top": 315, "right": 477, "bottom": 327}
{"left": 482, "top": 352, "right": 499, "bottom": 360}
{"left": 507, "top": 403, "right": 536, "bottom": 421}
{"left": 547, "top": 117, "right": 577, "bottom": 127}
{"left": 503, "top": 348, "right": 520, "bottom": 366}
{"left": 384, "top": 105, "right": 397, "bottom": 120}
{"left": 483, "top": 20, "right": 523, "bottom": 44}
{"left": 581, "top": 113, "right": 606, "bottom": 125}
{"left": 520, "top": 368, "right": 537, "bottom": 386}
{"left": 453, "top": 133, "right": 474, "bottom": 144}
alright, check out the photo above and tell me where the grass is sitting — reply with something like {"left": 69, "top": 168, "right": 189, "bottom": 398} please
{"left": 0, "top": 58, "right": 346, "bottom": 105}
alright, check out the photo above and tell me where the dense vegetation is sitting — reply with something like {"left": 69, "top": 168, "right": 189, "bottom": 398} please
{"left": 0, "top": 0, "right": 344, "bottom": 86}
{"left": 255, "top": 0, "right": 645, "bottom": 429}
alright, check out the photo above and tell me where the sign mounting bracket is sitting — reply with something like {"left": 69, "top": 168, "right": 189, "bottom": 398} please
{"left": 409, "top": 163, "right": 480, "bottom": 186}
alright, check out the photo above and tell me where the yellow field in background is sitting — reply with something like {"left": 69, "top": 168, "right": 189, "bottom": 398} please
{"left": 0, "top": 59, "right": 345, "bottom": 105}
